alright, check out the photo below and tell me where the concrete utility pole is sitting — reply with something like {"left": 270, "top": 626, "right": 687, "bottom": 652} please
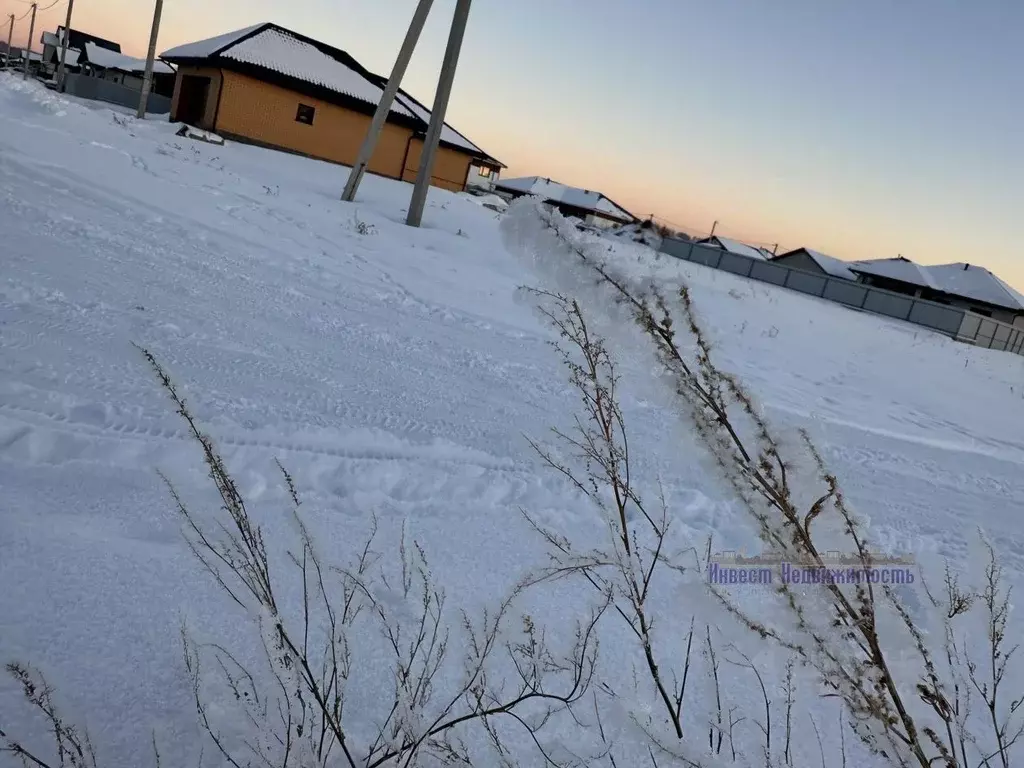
{"left": 342, "top": 0, "right": 434, "bottom": 202}
{"left": 136, "top": 0, "right": 164, "bottom": 118}
{"left": 22, "top": 3, "right": 36, "bottom": 81}
{"left": 5, "top": 14, "right": 14, "bottom": 71}
{"left": 406, "top": 0, "right": 472, "bottom": 227}
{"left": 56, "top": 0, "right": 74, "bottom": 91}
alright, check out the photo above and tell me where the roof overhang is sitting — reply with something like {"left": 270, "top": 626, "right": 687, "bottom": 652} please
{"left": 165, "top": 57, "right": 424, "bottom": 131}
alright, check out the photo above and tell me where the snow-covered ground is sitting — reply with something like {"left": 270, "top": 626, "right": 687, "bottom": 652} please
{"left": 2, "top": 73, "right": 1024, "bottom": 767}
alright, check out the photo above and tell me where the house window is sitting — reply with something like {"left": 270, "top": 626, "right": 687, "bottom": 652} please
{"left": 295, "top": 104, "right": 316, "bottom": 125}
{"left": 478, "top": 166, "right": 491, "bottom": 178}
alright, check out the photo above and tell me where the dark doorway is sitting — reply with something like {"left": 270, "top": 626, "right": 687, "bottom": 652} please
{"left": 176, "top": 75, "right": 211, "bottom": 128}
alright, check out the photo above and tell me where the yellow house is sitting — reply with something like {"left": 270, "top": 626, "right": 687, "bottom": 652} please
{"left": 160, "top": 23, "right": 504, "bottom": 192}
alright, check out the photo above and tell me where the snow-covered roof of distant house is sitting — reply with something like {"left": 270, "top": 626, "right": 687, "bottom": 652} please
{"left": 494, "top": 177, "right": 636, "bottom": 222}
{"left": 699, "top": 235, "right": 769, "bottom": 261}
{"left": 54, "top": 48, "right": 80, "bottom": 66}
{"left": 848, "top": 257, "right": 940, "bottom": 290}
{"left": 57, "top": 26, "right": 120, "bottom": 53}
{"left": 776, "top": 247, "right": 858, "bottom": 280}
{"left": 83, "top": 42, "right": 174, "bottom": 74}
{"left": 927, "top": 263, "right": 1024, "bottom": 312}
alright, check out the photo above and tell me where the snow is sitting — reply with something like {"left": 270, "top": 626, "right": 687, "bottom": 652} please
{"left": 160, "top": 24, "right": 266, "bottom": 60}
{"left": 458, "top": 190, "right": 508, "bottom": 211}
{"left": 83, "top": 42, "right": 174, "bottom": 75}
{"left": 2, "top": 74, "right": 1024, "bottom": 767}
{"left": 220, "top": 28, "right": 412, "bottom": 116}
{"left": 496, "top": 176, "right": 635, "bottom": 222}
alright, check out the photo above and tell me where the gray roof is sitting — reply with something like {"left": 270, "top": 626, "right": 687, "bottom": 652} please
{"left": 927, "top": 263, "right": 1024, "bottom": 312}
{"left": 850, "top": 257, "right": 1024, "bottom": 312}
{"left": 778, "top": 247, "right": 858, "bottom": 280}
{"left": 849, "top": 257, "right": 940, "bottom": 290}
{"left": 699, "top": 235, "right": 769, "bottom": 261}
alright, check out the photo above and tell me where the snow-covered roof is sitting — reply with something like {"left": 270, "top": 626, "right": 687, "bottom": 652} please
{"left": 700, "top": 236, "right": 768, "bottom": 261}
{"left": 41, "top": 31, "right": 60, "bottom": 48}
{"left": 162, "top": 25, "right": 412, "bottom": 119}
{"left": 848, "top": 257, "right": 939, "bottom": 290}
{"left": 222, "top": 28, "right": 407, "bottom": 113}
{"left": 927, "top": 263, "right": 1024, "bottom": 312}
{"left": 495, "top": 177, "right": 635, "bottom": 222}
{"left": 57, "top": 49, "right": 80, "bottom": 66}
{"left": 392, "top": 90, "right": 485, "bottom": 156}
{"left": 779, "top": 248, "right": 858, "bottom": 280}
{"left": 161, "top": 25, "right": 265, "bottom": 60}
{"left": 849, "top": 257, "right": 1024, "bottom": 311}
{"left": 161, "top": 23, "right": 502, "bottom": 163}
{"left": 83, "top": 42, "right": 174, "bottom": 74}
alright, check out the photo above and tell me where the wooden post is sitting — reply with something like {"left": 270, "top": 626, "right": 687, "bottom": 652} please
{"left": 136, "top": 0, "right": 164, "bottom": 118}
{"left": 406, "top": 0, "right": 472, "bottom": 227}
{"left": 4, "top": 15, "right": 14, "bottom": 71}
{"left": 342, "top": 0, "right": 434, "bottom": 202}
{"left": 56, "top": 0, "right": 75, "bottom": 91}
{"left": 22, "top": 3, "right": 36, "bottom": 81}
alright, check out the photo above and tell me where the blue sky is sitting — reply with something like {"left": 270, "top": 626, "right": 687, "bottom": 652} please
{"left": 5, "top": 0, "right": 1023, "bottom": 284}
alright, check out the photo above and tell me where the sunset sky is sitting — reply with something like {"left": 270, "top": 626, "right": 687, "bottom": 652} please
{"left": 4, "top": 0, "right": 1023, "bottom": 286}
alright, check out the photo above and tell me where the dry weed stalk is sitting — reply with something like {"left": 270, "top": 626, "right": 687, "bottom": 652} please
{"left": 137, "top": 344, "right": 607, "bottom": 768}
{"left": 0, "top": 664, "right": 98, "bottom": 768}
{"left": 515, "top": 203, "right": 1024, "bottom": 767}
{"left": 519, "top": 289, "right": 697, "bottom": 749}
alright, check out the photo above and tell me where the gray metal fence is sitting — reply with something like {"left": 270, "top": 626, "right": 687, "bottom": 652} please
{"left": 62, "top": 72, "right": 171, "bottom": 114}
{"left": 659, "top": 237, "right": 1024, "bottom": 356}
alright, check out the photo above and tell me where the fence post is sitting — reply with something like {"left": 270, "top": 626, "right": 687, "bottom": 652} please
{"left": 819, "top": 278, "right": 829, "bottom": 297}
{"left": 782, "top": 268, "right": 791, "bottom": 288}
{"left": 905, "top": 299, "right": 915, "bottom": 321}
{"left": 744, "top": 257, "right": 754, "bottom": 277}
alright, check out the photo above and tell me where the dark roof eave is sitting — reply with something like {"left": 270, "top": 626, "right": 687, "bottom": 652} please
{"left": 165, "top": 56, "right": 424, "bottom": 130}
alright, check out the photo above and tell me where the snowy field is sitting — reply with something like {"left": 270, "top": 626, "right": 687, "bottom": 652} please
{"left": 2, "top": 72, "right": 1024, "bottom": 767}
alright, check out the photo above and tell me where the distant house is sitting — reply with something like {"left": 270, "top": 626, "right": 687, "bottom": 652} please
{"left": 771, "top": 247, "right": 858, "bottom": 281}
{"left": 696, "top": 235, "right": 773, "bottom": 261}
{"left": 160, "top": 23, "right": 503, "bottom": 193}
{"left": 38, "top": 26, "right": 120, "bottom": 78}
{"left": 78, "top": 42, "right": 176, "bottom": 97}
{"left": 56, "top": 26, "right": 120, "bottom": 54}
{"left": 850, "top": 257, "right": 1024, "bottom": 326}
{"left": 40, "top": 31, "right": 82, "bottom": 76}
{"left": 5, "top": 48, "right": 43, "bottom": 74}
{"left": 492, "top": 177, "right": 636, "bottom": 229}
